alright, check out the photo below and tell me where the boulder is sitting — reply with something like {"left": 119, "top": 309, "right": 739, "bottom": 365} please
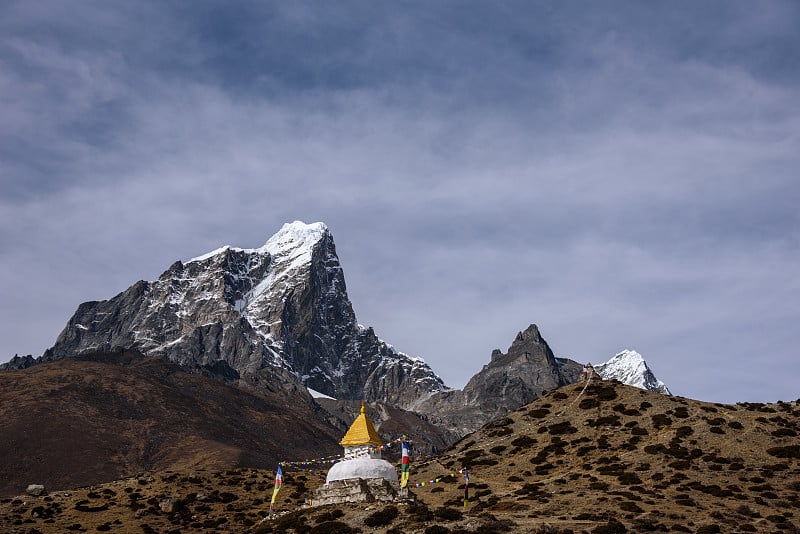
{"left": 26, "top": 484, "right": 46, "bottom": 496}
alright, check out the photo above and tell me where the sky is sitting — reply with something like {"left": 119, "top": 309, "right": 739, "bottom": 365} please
{"left": 1, "top": 1, "right": 798, "bottom": 404}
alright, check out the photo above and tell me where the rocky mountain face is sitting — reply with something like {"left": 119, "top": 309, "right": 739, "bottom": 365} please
{"left": 3, "top": 220, "right": 673, "bottom": 449}
{"left": 595, "top": 349, "right": 672, "bottom": 394}
{"left": 414, "top": 324, "right": 584, "bottom": 436}
{"left": 31, "top": 222, "right": 446, "bottom": 408}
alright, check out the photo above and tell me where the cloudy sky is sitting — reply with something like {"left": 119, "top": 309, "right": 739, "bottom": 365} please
{"left": 2, "top": 1, "right": 798, "bottom": 404}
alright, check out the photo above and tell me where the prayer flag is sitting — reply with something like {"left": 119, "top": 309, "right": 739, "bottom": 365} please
{"left": 400, "top": 441, "right": 411, "bottom": 488}
{"left": 463, "top": 469, "right": 469, "bottom": 508}
{"left": 270, "top": 466, "right": 283, "bottom": 505}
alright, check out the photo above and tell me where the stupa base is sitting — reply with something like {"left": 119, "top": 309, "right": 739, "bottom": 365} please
{"left": 312, "top": 477, "right": 398, "bottom": 507}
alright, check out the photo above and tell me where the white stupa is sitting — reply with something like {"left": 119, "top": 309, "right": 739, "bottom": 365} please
{"left": 313, "top": 402, "right": 399, "bottom": 505}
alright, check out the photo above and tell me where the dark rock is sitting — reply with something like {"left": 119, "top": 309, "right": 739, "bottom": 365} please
{"left": 0, "top": 355, "right": 37, "bottom": 371}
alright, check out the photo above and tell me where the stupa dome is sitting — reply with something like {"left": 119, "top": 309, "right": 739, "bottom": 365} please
{"left": 326, "top": 457, "right": 399, "bottom": 484}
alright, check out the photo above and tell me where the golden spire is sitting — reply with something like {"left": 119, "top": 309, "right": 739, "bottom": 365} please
{"left": 340, "top": 401, "right": 383, "bottom": 447}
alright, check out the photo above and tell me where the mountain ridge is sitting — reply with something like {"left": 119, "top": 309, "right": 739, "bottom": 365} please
{"left": 30, "top": 221, "right": 447, "bottom": 410}
{"left": 1, "top": 221, "right": 671, "bottom": 439}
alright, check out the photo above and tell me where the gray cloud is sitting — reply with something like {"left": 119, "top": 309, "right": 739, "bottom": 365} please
{"left": 2, "top": 1, "right": 799, "bottom": 403}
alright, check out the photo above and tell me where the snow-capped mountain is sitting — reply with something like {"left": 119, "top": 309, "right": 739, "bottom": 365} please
{"left": 40, "top": 221, "right": 446, "bottom": 407}
{"left": 594, "top": 350, "right": 671, "bottom": 395}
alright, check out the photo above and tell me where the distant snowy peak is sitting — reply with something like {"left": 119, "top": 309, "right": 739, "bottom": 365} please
{"left": 186, "top": 221, "right": 329, "bottom": 265}
{"left": 595, "top": 350, "right": 671, "bottom": 395}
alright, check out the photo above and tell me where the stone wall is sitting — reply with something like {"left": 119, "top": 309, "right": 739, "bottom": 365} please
{"left": 312, "top": 477, "right": 397, "bottom": 507}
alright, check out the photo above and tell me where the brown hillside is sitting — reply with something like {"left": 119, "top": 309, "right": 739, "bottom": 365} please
{"left": 0, "top": 351, "right": 341, "bottom": 498}
{"left": 409, "top": 379, "right": 800, "bottom": 532}
{"left": 1, "top": 379, "right": 799, "bottom": 533}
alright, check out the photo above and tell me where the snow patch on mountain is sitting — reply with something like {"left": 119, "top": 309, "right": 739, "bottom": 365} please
{"left": 188, "top": 246, "right": 235, "bottom": 264}
{"left": 187, "top": 222, "right": 327, "bottom": 265}
{"left": 263, "top": 221, "right": 328, "bottom": 268}
{"left": 308, "top": 387, "right": 336, "bottom": 400}
{"left": 595, "top": 350, "right": 671, "bottom": 395}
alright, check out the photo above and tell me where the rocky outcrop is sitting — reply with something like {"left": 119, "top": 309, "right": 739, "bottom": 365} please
{"left": 414, "top": 324, "right": 583, "bottom": 437}
{"left": 0, "top": 354, "right": 36, "bottom": 371}
{"left": 37, "top": 222, "right": 446, "bottom": 407}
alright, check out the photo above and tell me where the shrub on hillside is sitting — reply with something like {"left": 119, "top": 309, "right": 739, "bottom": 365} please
{"left": 766, "top": 445, "right": 800, "bottom": 459}
{"left": 529, "top": 408, "right": 552, "bottom": 418}
{"left": 407, "top": 503, "right": 433, "bottom": 522}
{"left": 592, "top": 385, "right": 619, "bottom": 401}
{"left": 435, "top": 506, "right": 463, "bottom": 521}
{"left": 274, "top": 511, "right": 310, "bottom": 533}
{"left": 651, "top": 414, "right": 672, "bottom": 428}
{"left": 364, "top": 505, "right": 398, "bottom": 527}
{"left": 673, "top": 406, "right": 689, "bottom": 418}
{"left": 619, "top": 501, "right": 643, "bottom": 513}
{"left": 487, "top": 417, "right": 513, "bottom": 429}
{"left": 579, "top": 398, "right": 601, "bottom": 409}
{"left": 591, "top": 518, "right": 628, "bottom": 533}
{"left": 315, "top": 509, "right": 344, "bottom": 523}
{"left": 548, "top": 422, "right": 578, "bottom": 434}
{"left": 310, "top": 521, "right": 354, "bottom": 534}
{"left": 617, "top": 472, "right": 642, "bottom": 485}
{"left": 592, "top": 415, "right": 622, "bottom": 427}
{"left": 511, "top": 435, "right": 537, "bottom": 447}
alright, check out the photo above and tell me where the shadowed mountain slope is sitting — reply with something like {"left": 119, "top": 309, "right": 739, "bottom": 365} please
{"left": 0, "top": 350, "right": 342, "bottom": 498}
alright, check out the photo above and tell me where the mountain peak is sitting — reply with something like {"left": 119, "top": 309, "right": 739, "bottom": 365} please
{"left": 38, "top": 220, "right": 445, "bottom": 408}
{"left": 261, "top": 221, "right": 331, "bottom": 273}
{"left": 595, "top": 349, "right": 671, "bottom": 394}
{"left": 511, "top": 324, "right": 543, "bottom": 348}
{"left": 186, "top": 221, "right": 330, "bottom": 265}
{"left": 265, "top": 221, "right": 328, "bottom": 248}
